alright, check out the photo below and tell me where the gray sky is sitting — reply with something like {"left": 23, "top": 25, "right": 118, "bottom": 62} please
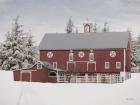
{"left": 0, "top": 0, "right": 140, "bottom": 44}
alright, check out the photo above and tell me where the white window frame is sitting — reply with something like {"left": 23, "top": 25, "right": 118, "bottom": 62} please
{"left": 105, "top": 62, "right": 110, "bottom": 69}
{"left": 53, "top": 62, "right": 57, "bottom": 69}
{"left": 69, "top": 52, "right": 74, "bottom": 61}
{"left": 37, "top": 62, "right": 42, "bottom": 69}
{"left": 89, "top": 53, "right": 94, "bottom": 61}
{"left": 116, "top": 62, "right": 121, "bottom": 69}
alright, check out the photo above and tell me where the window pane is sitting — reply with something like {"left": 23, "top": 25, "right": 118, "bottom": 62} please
{"left": 105, "top": 62, "right": 110, "bottom": 69}
{"left": 89, "top": 53, "right": 94, "bottom": 61}
{"left": 69, "top": 53, "right": 74, "bottom": 61}
{"left": 116, "top": 62, "right": 121, "bottom": 69}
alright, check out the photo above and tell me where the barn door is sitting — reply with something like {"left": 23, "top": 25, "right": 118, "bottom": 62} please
{"left": 21, "top": 72, "right": 31, "bottom": 82}
{"left": 87, "top": 62, "right": 96, "bottom": 72}
{"left": 67, "top": 62, "right": 75, "bottom": 71}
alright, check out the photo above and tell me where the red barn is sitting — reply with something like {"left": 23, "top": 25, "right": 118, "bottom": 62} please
{"left": 13, "top": 62, "right": 58, "bottom": 83}
{"left": 39, "top": 31, "right": 131, "bottom": 83}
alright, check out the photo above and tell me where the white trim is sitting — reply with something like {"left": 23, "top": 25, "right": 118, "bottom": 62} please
{"left": 21, "top": 70, "right": 37, "bottom": 72}
{"left": 124, "top": 49, "right": 126, "bottom": 72}
{"left": 76, "top": 61, "right": 91, "bottom": 62}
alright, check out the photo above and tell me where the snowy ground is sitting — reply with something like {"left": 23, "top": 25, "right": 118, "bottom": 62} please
{"left": 0, "top": 71, "right": 140, "bottom": 105}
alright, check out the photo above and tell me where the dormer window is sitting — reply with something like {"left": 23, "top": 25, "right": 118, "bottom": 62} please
{"left": 69, "top": 52, "right": 74, "bottom": 61}
{"left": 37, "top": 62, "right": 42, "bottom": 69}
{"left": 89, "top": 53, "right": 94, "bottom": 61}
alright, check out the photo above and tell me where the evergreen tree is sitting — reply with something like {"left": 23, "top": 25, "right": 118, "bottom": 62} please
{"left": 93, "top": 22, "right": 98, "bottom": 32}
{"left": 24, "top": 31, "right": 38, "bottom": 66}
{"left": 136, "top": 35, "right": 140, "bottom": 66}
{"left": 131, "top": 38, "right": 137, "bottom": 67}
{"left": 0, "top": 17, "right": 38, "bottom": 70}
{"left": 102, "top": 22, "right": 109, "bottom": 32}
{"left": 65, "top": 17, "right": 74, "bottom": 33}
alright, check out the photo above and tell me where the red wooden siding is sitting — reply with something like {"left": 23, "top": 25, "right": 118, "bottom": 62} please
{"left": 95, "top": 49, "right": 124, "bottom": 73}
{"left": 13, "top": 64, "right": 57, "bottom": 83}
{"left": 76, "top": 62, "right": 87, "bottom": 72}
{"left": 13, "top": 71, "right": 20, "bottom": 81}
{"left": 22, "top": 72, "right": 30, "bottom": 81}
{"left": 40, "top": 48, "right": 130, "bottom": 73}
{"left": 88, "top": 62, "right": 95, "bottom": 72}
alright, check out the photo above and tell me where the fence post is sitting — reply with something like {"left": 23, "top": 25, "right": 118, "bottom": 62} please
{"left": 110, "top": 74, "right": 112, "bottom": 84}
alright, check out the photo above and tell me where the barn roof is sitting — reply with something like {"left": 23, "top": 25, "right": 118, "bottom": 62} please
{"left": 39, "top": 32, "right": 130, "bottom": 50}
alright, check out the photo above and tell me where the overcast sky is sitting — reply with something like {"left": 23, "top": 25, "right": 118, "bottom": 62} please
{"left": 0, "top": 0, "right": 140, "bottom": 44}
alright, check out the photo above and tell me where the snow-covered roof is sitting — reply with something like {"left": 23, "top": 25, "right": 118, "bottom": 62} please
{"left": 42, "top": 61, "right": 64, "bottom": 72}
{"left": 39, "top": 32, "right": 130, "bottom": 50}
{"left": 13, "top": 60, "right": 64, "bottom": 71}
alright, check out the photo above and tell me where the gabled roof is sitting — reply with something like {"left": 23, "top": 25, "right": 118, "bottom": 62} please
{"left": 39, "top": 32, "right": 130, "bottom": 50}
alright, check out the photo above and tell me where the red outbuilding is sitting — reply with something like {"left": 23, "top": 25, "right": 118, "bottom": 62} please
{"left": 13, "top": 62, "right": 58, "bottom": 83}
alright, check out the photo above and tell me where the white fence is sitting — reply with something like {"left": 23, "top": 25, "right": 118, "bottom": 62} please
{"left": 57, "top": 75, "right": 121, "bottom": 83}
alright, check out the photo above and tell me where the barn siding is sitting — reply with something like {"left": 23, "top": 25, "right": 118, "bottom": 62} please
{"left": 40, "top": 49, "right": 125, "bottom": 73}
{"left": 22, "top": 72, "right": 31, "bottom": 82}
{"left": 95, "top": 49, "right": 124, "bottom": 73}
{"left": 13, "top": 71, "right": 20, "bottom": 81}
{"left": 13, "top": 64, "right": 57, "bottom": 83}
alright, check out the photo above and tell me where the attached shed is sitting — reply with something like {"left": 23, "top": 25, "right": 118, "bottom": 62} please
{"left": 13, "top": 62, "right": 58, "bottom": 83}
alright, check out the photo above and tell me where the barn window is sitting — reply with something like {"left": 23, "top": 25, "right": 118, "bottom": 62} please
{"left": 49, "top": 71, "right": 56, "bottom": 76}
{"left": 37, "top": 62, "right": 42, "bottom": 69}
{"left": 47, "top": 52, "right": 53, "bottom": 58}
{"left": 78, "top": 51, "right": 85, "bottom": 58}
{"left": 105, "top": 62, "right": 110, "bottom": 69}
{"left": 53, "top": 62, "right": 57, "bottom": 69}
{"left": 69, "top": 52, "right": 74, "bottom": 61}
{"left": 116, "top": 62, "right": 121, "bottom": 69}
{"left": 89, "top": 53, "right": 94, "bottom": 61}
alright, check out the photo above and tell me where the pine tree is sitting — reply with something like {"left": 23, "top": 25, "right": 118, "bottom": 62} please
{"left": 0, "top": 17, "right": 38, "bottom": 70}
{"left": 102, "top": 22, "right": 109, "bottom": 32}
{"left": 131, "top": 38, "right": 137, "bottom": 67}
{"left": 65, "top": 17, "right": 74, "bottom": 33}
{"left": 93, "top": 22, "right": 98, "bottom": 32}
{"left": 136, "top": 35, "right": 140, "bottom": 66}
{"left": 24, "top": 31, "right": 38, "bottom": 66}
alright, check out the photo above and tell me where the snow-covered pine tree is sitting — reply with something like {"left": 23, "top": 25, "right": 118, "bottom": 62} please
{"left": 93, "top": 22, "right": 98, "bottom": 32}
{"left": 65, "top": 17, "right": 74, "bottom": 33}
{"left": 0, "top": 17, "right": 38, "bottom": 70}
{"left": 102, "top": 22, "right": 109, "bottom": 32}
{"left": 131, "top": 38, "right": 137, "bottom": 67}
{"left": 23, "top": 31, "right": 38, "bottom": 68}
{"left": 136, "top": 35, "right": 140, "bottom": 66}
